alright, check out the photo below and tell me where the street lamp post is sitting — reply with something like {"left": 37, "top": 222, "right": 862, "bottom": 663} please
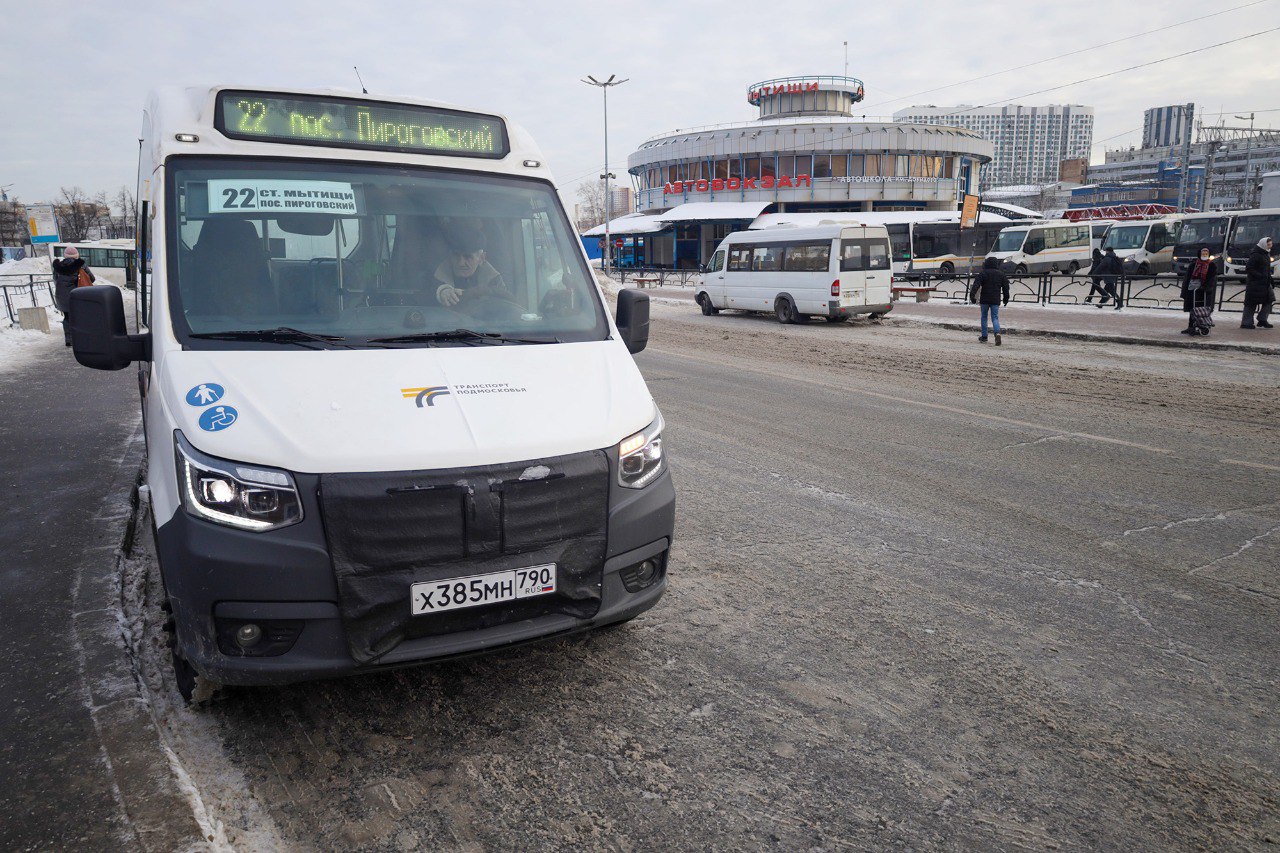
{"left": 582, "top": 74, "right": 628, "bottom": 271}
{"left": 1235, "top": 112, "right": 1255, "bottom": 207}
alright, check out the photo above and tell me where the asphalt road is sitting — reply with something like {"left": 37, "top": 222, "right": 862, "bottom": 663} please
{"left": 0, "top": 332, "right": 143, "bottom": 851}
{"left": 91, "top": 304, "right": 1280, "bottom": 849}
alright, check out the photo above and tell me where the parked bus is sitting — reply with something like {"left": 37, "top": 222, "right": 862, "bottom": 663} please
{"left": 987, "top": 221, "right": 1092, "bottom": 274}
{"left": 749, "top": 210, "right": 1014, "bottom": 276}
{"left": 697, "top": 224, "right": 893, "bottom": 323}
{"left": 66, "top": 85, "right": 672, "bottom": 700}
{"left": 907, "top": 221, "right": 1008, "bottom": 276}
{"left": 1172, "top": 212, "right": 1235, "bottom": 276}
{"left": 1088, "top": 221, "right": 1117, "bottom": 252}
{"left": 50, "top": 240, "right": 137, "bottom": 288}
{"left": 1098, "top": 217, "right": 1183, "bottom": 274}
{"left": 1224, "top": 208, "right": 1280, "bottom": 277}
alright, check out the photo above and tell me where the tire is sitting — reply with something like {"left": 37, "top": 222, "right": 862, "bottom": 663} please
{"left": 697, "top": 292, "right": 718, "bottom": 316}
{"left": 825, "top": 315, "right": 846, "bottom": 323}
{"left": 1138, "top": 262, "right": 1151, "bottom": 275}
{"left": 1015, "top": 263, "right": 1028, "bottom": 275}
{"left": 940, "top": 261, "right": 955, "bottom": 277}
{"left": 774, "top": 296, "right": 796, "bottom": 324}
{"left": 1066, "top": 261, "right": 1080, "bottom": 275}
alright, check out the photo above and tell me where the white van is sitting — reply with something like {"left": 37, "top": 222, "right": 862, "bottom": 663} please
{"left": 67, "top": 86, "right": 674, "bottom": 700}
{"left": 987, "top": 220, "right": 1091, "bottom": 275}
{"left": 1224, "top": 208, "right": 1280, "bottom": 277}
{"left": 696, "top": 224, "right": 893, "bottom": 323}
{"left": 1099, "top": 217, "right": 1183, "bottom": 274}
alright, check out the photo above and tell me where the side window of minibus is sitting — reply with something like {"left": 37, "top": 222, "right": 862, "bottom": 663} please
{"left": 1024, "top": 231, "right": 1046, "bottom": 254}
{"left": 709, "top": 250, "right": 725, "bottom": 272}
{"left": 728, "top": 246, "right": 750, "bottom": 271}
{"left": 752, "top": 245, "right": 782, "bottom": 271}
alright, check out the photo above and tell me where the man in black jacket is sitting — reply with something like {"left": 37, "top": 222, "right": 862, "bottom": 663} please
{"left": 1095, "top": 246, "right": 1123, "bottom": 309}
{"left": 1241, "top": 236, "right": 1275, "bottom": 329}
{"left": 969, "top": 256, "right": 1010, "bottom": 345}
{"left": 51, "top": 247, "right": 95, "bottom": 345}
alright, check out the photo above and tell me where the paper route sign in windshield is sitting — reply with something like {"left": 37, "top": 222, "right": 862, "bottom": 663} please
{"left": 206, "top": 179, "right": 358, "bottom": 215}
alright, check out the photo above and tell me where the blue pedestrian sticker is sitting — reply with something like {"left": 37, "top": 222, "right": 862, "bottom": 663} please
{"left": 198, "top": 405, "right": 239, "bottom": 432}
{"left": 186, "top": 383, "right": 224, "bottom": 407}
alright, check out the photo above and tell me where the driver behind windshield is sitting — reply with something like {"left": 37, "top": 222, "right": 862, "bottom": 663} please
{"left": 435, "top": 225, "right": 512, "bottom": 308}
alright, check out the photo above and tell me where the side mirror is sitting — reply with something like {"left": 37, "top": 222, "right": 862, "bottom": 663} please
{"left": 70, "top": 285, "right": 150, "bottom": 370}
{"left": 615, "top": 288, "right": 650, "bottom": 355}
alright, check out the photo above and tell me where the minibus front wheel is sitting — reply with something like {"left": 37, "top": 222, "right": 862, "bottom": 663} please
{"left": 696, "top": 292, "right": 719, "bottom": 316}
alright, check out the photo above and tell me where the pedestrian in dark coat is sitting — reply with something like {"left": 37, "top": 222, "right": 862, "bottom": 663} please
{"left": 969, "top": 256, "right": 1010, "bottom": 345}
{"left": 1095, "top": 246, "right": 1123, "bottom": 309}
{"left": 51, "top": 247, "right": 95, "bottom": 345}
{"left": 1086, "top": 247, "right": 1106, "bottom": 303}
{"left": 1241, "top": 236, "right": 1275, "bottom": 329}
{"left": 1180, "top": 247, "right": 1218, "bottom": 335}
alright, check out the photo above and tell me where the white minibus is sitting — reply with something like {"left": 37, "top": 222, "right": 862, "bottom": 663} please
{"left": 1224, "top": 208, "right": 1280, "bottom": 277}
{"left": 1099, "top": 217, "right": 1183, "bottom": 274}
{"left": 987, "top": 221, "right": 1092, "bottom": 275}
{"left": 67, "top": 86, "right": 673, "bottom": 700}
{"left": 696, "top": 224, "right": 893, "bottom": 323}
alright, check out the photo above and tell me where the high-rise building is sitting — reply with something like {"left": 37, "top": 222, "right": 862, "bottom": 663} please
{"left": 1142, "top": 104, "right": 1194, "bottom": 149}
{"left": 892, "top": 104, "right": 1094, "bottom": 189}
{"left": 607, "top": 185, "right": 633, "bottom": 217}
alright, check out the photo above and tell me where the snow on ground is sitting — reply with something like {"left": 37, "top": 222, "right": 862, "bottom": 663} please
{"left": 0, "top": 255, "right": 53, "bottom": 277}
{"left": 0, "top": 256, "right": 60, "bottom": 373}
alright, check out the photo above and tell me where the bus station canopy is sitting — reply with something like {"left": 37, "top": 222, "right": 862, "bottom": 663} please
{"left": 581, "top": 213, "right": 669, "bottom": 237}
{"left": 657, "top": 201, "right": 773, "bottom": 222}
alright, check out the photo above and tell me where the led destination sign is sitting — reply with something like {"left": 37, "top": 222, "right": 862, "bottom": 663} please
{"left": 215, "top": 91, "right": 508, "bottom": 158}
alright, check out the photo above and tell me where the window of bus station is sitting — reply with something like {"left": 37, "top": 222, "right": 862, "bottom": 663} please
{"left": 646, "top": 154, "right": 956, "bottom": 188}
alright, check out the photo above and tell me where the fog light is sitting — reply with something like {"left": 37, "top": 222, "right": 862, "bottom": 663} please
{"left": 235, "top": 623, "right": 263, "bottom": 648}
{"left": 620, "top": 556, "right": 664, "bottom": 592}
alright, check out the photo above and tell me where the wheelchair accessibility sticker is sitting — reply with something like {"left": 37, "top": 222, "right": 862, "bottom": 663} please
{"left": 186, "top": 383, "right": 225, "bottom": 406}
{"left": 198, "top": 405, "right": 239, "bottom": 432}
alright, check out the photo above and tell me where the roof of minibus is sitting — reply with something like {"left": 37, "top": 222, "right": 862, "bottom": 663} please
{"left": 726, "top": 224, "right": 889, "bottom": 242}
{"left": 142, "top": 85, "right": 552, "bottom": 181}
{"left": 1233, "top": 207, "right": 1280, "bottom": 218}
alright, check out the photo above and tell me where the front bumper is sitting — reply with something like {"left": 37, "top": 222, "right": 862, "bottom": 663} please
{"left": 156, "top": 464, "right": 675, "bottom": 686}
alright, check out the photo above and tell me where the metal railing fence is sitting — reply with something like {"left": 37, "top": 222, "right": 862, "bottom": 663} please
{"left": 1, "top": 274, "right": 56, "bottom": 326}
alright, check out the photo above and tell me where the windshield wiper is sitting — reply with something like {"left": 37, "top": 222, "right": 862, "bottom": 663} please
{"left": 367, "top": 328, "right": 560, "bottom": 345}
{"left": 189, "top": 327, "right": 353, "bottom": 348}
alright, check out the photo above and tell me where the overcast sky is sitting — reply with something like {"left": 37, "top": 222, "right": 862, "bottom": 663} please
{"left": 3, "top": 0, "right": 1278, "bottom": 208}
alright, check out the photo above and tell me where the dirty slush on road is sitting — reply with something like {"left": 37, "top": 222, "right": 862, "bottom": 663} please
{"left": 124, "top": 305, "right": 1279, "bottom": 850}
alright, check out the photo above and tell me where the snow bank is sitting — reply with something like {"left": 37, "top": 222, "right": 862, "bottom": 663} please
{"left": 0, "top": 256, "right": 60, "bottom": 372}
{"left": 0, "top": 255, "right": 52, "bottom": 277}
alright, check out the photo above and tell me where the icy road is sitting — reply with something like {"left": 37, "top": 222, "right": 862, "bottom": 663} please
{"left": 4, "top": 301, "right": 1279, "bottom": 850}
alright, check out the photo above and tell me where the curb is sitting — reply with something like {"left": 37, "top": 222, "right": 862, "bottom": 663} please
{"left": 884, "top": 316, "right": 1280, "bottom": 355}
{"left": 70, "top": 430, "right": 211, "bottom": 851}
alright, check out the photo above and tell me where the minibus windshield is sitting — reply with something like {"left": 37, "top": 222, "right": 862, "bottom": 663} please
{"left": 1229, "top": 214, "right": 1280, "bottom": 257}
{"left": 1176, "top": 217, "right": 1230, "bottom": 248}
{"left": 1102, "top": 225, "right": 1149, "bottom": 251}
{"left": 991, "top": 230, "right": 1027, "bottom": 253}
{"left": 167, "top": 158, "right": 608, "bottom": 347}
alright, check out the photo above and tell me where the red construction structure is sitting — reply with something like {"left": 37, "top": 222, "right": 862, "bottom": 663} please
{"left": 1061, "top": 204, "right": 1194, "bottom": 222}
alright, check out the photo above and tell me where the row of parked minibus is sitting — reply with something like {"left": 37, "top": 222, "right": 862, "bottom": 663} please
{"left": 692, "top": 207, "right": 1280, "bottom": 326}
{"left": 897, "top": 208, "right": 1280, "bottom": 279}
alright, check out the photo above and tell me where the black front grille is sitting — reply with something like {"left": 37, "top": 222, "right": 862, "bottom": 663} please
{"left": 319, "top": 449, "right": 610, "bottom": 663}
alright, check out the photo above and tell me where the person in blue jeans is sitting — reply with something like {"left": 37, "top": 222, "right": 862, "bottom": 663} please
{"left": 969, "top": 256, "right": 1011, "bottom": 345}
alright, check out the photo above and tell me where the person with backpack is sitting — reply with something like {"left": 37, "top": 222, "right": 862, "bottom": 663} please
{"left": 1180, "top": 247, "right": 1218, "bottom": 336}
{"left": 51, "top": 247, "right": 95, "bottom": 346}
{"left": 969, "top": 256, "right": 1010, "bottom": 345}
{"left": 1241, "top": 236, "right": 1275, "bottom": 330}
{"left": 1094, "top": 246, "right": 1123, "bottom": 309}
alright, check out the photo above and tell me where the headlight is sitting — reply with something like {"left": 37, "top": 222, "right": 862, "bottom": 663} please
{"left": 174, "top": 432, "right": 303, "bottom": 531}
{"left": 617, "top": 409, "right": 664, "bottom": 489}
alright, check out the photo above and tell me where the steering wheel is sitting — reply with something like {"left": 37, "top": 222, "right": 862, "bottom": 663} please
{"left": 459, "top": 294, "right": 526, "bottom": 323}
